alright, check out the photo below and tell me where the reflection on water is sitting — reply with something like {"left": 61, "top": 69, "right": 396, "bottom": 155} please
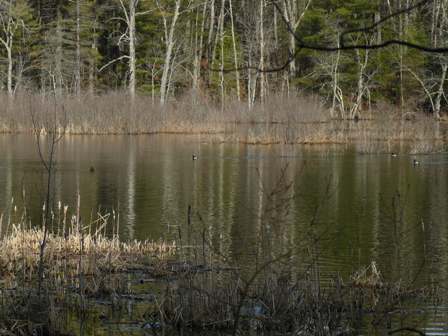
{"left": 1, "top": 134, "right": 448, "bottom": 332}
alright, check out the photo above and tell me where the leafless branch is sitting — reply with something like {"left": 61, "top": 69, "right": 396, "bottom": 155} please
{"left": 98, "top": 55, "right": 131, "bottom": 72}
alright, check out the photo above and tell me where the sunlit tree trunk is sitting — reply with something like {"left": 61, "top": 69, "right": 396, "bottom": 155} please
{"left": 128, "top": 0, "right": 136, "bottom": 100}
{"left": 351, "top": 48, "right": 369, "bottom": 119}
{"left": 5, "top": 46, "right": 12, "bottom": 97}
{"left": 219, "top": 0, "right": 225, "bottom": 110}
{"left": 283, "top": 0, "right": 312, "bottom": 78}
{"left": 55, "top": 10, "right": 63, "bottom": 97}
{"left": 434, "top": 63, "right": 447, "bottom": 119}
{"left": 192, "top": 2, "right": 207, "bottom": 96}
{"left": 259, "top": 0, "right": 266, "bottom": 103}
{"left": 115, "top": 0, "right": 140, "bottom": 100}
{"left": 330, "top": 37, "right": 341, "bottom": 119}
{"left": 229, "top": 0, "right": 241, "bottom": 101}
{"left": 75, "top": 0, "right": 81, "bottom": 96}
{"left": 159, "top": 0, "right": 181, "bottom": 105}
{"left": 0, "top": 0, "right": 31, "bottom": 98}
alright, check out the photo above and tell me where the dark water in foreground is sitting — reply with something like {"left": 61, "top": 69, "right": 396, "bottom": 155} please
{"left": 1, "top": 134, "right": 448, "bottom": 334}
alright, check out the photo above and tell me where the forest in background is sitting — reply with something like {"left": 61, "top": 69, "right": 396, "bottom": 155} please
{"left": 0, "top": 0, "right": 447, "bottom": 120}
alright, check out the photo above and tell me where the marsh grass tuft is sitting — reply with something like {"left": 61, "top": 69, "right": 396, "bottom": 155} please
{"left": 0, "top": 225, "right": 176, "bottom": 280}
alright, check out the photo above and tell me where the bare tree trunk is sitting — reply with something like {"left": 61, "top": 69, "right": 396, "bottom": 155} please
{"left": 75, "top": 0, "right": 81, "bottom": 96}
{"left": 211, "top": 5, "right": 223, "bottom": 72}
{"left": 206, "top": 0, "right": 215, "bottom": 87}
{"left": 375, "top": 11, "right": 382, "bottom": 43}
{"left": 405, "top": 66, "right": 435, "bottom": 113}
{"left": 55, "top": 9, "right": 63, "bottom": 97}
{"left": 129, "top": 0, "right": 136, "bottom": 100}
{"left": 283, "top": 0, "right": 312, "bottom": 78}
{"left": 167, "top": 48, "right": 178, "bottom": 98}
{"left": 0, "top": 0, "right": 34, "bottom": 98}
{"left": 6, "top": 46, "right": 12, "bottom": 97}
{"left": 219, "top": 0, "right": 225, "bottom": 111}
{"left": 160, "top": 0, "right": 181, "bottom": 105}
{"left": 351, "top": 49, "right": 368, "bottom": 119}
{"left": 284, "top": 1, "right": 296, "bottom": 76}
{"left": 229, "top": 0, "right": 241, "bottom": 101}
{"left": 192, "top": 3, "right": 206, "bottom": 95}
{"left": 151, "top": 64, "right": 156, "bottom": 104}
{"left": 259, "top": 0, "right": 266, "bottom": 104}
{"left": 89, "top": 28, "right": 97, "bottom": 95}
{"left": 248, "top": 49, "right": 256, "bottom": 109}
{"left": 330, "top": 39, "right": 341, "bottom": 119}
{"left": 434, "top": 63, "right": 447, "bottom": 119}
{"left": 207, "top": 0, "right": 215, "bottom": 59}
{"left": 398, "top": 0, "right": 405, "bottom": 111}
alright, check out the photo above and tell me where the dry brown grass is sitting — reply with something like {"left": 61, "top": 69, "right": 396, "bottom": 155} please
{"left": 0, "top": 225, "right": 175, "bottom": 278}
{"left": 0, "top": 201, "right": 177, "bottom": 298}
{"left": 1, "top": 91, "right": 325, "bottom": 135}
{"left": 0, "top": 91, "right": 446, "bottom": 152}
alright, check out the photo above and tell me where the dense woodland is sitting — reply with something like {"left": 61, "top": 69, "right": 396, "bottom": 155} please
{"left": 0, "top": 0, "right": 448, "bottom": 119}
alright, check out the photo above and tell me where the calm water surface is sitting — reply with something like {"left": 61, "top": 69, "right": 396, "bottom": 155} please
{"left": 1, "top": 134, "right": 448, "bottom": 333}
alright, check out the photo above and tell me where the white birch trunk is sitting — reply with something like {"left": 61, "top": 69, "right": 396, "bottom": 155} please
{"left": 55, "top": 10, "right": 63, "bottom": 97}
{"left": 330, "top": 36, "right": 341, "bottom": 119}
{"left": 6, "top": 46, "right": 12, "bottom": 97}
{"left": 129, "top": 0, "right": 136, "bottom": 100}
{"left": 160, "top": 0, "right": 181, "bottom": 105}
{"left": 434, "top": 63, "right": 448, "bottom": 119}
{"left": 75, "top": 0, "right": 81, "bottom": 96}
{"left": 259, "top": 0, "right": 266, "bottom": 103}
{"left": 192, "top": 3, "right": 206, "bottom": 94}
{"left": 229, "top": 0, "right": 241, "bottom": 101}
{"left": 219, "top": 0, "right": 225, "bottom": 110}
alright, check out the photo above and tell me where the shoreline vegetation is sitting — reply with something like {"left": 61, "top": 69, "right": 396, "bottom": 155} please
{"left": 0, "top": 201, "right": 440, "bottom": 335}
{"left": 1, "top": 92, "right": 448, "bottom": 153}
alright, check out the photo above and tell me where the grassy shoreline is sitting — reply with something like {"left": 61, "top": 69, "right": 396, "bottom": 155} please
{"left": 1, "top": 92, "right": 447, "bottom": 152}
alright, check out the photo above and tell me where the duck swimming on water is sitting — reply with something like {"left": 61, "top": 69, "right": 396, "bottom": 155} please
{"left": 413, "top": 159, "right": 420, "bottom": 166}
{"left": 391, "top": 153, "right": 398, "bottom": 157}
{"left": 192, "top": 154, "right": 198, "bottom": 161}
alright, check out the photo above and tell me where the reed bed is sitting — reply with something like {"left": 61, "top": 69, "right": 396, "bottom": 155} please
{"left": 0, "top": 200, "right": 177, "bottom": 298}
{"left": 1, "top": 92, "right": 447, "bottom": 152}
{"left": 0, "top": 226, "right": 176, "bottom": 278}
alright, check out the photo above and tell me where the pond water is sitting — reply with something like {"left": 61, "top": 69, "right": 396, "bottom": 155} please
{"left": 1, "top": 134, "right": 448, "bottom": 334}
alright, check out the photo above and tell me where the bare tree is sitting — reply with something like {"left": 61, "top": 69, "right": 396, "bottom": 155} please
{"left": 282, "top": 0, "right": 312, "bottom": 77}
{"left": 0, "top": 0, "right": 28, "bottom": 97}
{"left": 30, "top": 97, "right": 67, "bottom": 295}
{"left": 431, "top": 0, "right": 448, "bottom": 119}
{"left": 99, "top": 0, "right": 152, "bottom": 99}
{"left": 192, "top": 1, "right": 207, "bottom": 98}
{"left": 228, "top": 0, "right": 241, "bottom": 101}
{"left": 75, "top": 0, "right": 81, "bottom": 96}
{"left": 157, "top": 0, "right": 181, "bottom": 105}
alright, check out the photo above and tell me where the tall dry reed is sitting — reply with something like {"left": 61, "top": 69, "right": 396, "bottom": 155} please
{"left": 1, "top": 91, "right": 446, "bottom": 152}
